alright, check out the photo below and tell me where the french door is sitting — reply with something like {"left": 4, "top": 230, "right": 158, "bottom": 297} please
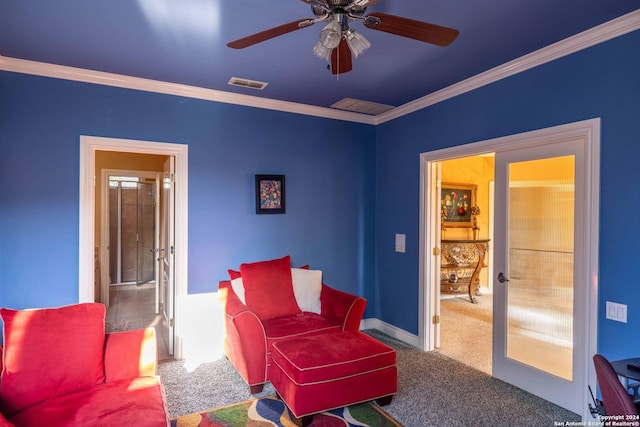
{"left": 493, "top": 137, "right": 587, "bottom": 414}
{"left": 159, "top": 156, "right": 176, "bottom": 356}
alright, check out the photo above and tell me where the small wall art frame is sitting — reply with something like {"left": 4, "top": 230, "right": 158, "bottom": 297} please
{"left": 440, "top": 182, "right": 477, "bottom": 228}
{"left": 255, "top": 174, "right": 286, "bottom": 214}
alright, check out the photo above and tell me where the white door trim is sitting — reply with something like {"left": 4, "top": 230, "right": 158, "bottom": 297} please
{"left": 418, "top": 118, "right": 599, "bottom": 420}
{"left": 79, "top": 135, "right": 189, "bottom": 359}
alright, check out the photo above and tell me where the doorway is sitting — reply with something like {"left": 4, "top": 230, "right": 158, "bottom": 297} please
{"left": 107, "top": 174, "right": 158, "bottom": 286}
{"left": 436, "top": 154, "right": 495, "bottom": 376}
{"left": 98, "top": 156, "right": 171, "bottom": 359}
{"left": 79, "top": 136, "right": 188, "bottom": 360}
{"left": 418, "top": 118, "right": 600, "bottom": 419}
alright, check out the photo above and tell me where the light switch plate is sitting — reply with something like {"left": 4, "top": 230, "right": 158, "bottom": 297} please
{"left": 395, "top": 234, "right": 406, "bottom": 253}
{"left": 606, "top": 301, "right": 627, "bottom": 323}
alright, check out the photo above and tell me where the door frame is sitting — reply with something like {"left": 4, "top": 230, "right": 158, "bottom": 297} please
{"left": 418, "top": 118, "right": 599, "bottom": 420}
{"left": 79, "top": 135, "right": 188, "bottom": 359}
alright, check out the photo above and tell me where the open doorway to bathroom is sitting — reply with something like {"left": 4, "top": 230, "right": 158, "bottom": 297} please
{"left": 80, "top": 135, "right": 188, "bottom": 361}
{"left": 95, "top": 151, "right": 171, "bottom": 361}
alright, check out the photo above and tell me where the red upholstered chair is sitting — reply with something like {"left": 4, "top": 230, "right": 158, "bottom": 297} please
{"left": 219, "top": 256, "right": 367, "bottom": 393}
{"left": 593, "top": 354, "right": 639, "bottom": 417}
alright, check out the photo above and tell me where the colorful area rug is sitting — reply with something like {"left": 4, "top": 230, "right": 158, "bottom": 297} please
{"left": 170, "top": 395, "right": 402, "bottom": 427}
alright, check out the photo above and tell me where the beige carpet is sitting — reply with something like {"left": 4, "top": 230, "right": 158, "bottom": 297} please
{"left": 437, "top": 294, "right": 492, "bottom": 375}
{"left": 105, "top": 319, "right": 131, "bottom": 333}
{"left": 159, "top": 329, "right": 581, "bottom": 425}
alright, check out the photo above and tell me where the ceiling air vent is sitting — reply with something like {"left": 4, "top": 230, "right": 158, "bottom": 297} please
{"left": 228, "top": 77, "right": 268, "bottom": 90}
{"left": 331, "top": 98, "right": 395, "bottom": 115}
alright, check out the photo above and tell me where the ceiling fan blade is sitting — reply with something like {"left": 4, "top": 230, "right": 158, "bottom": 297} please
{"left": 363, "top": 12, "right": 459, "bottom": 46}
{"left": 227, "top": 19, "right": 313, "bottom": 49}
{"left": 299, "top": 0, "right": 329, "bottom": 6}
{"left": 331, "top": 39, "right": 353, "bottom": 75}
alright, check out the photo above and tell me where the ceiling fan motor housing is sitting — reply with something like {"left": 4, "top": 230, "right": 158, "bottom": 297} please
{"left": 328, "top": 0, "right": 352, "bottom": 7}
{"left": 312, "top": 1, "right": 367, "bottom": 18}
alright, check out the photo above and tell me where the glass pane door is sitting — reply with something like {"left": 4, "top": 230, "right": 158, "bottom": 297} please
{"left": 493, "top": 137, "right": 587, "bottom": 415}
{"left": 506, "top": 156, "right": 574, "bottom": 380}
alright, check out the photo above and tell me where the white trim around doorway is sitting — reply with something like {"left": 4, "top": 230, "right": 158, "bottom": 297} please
{"left": 79, "top": 135, "right": 189, "bottom": 359}
{"left": 418, "top": 118, "right": 600, "bottom": 420}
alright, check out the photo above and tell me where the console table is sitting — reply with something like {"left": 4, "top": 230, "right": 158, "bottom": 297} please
{"left": 440, "top": 239, "right": 490, "bottom": 304}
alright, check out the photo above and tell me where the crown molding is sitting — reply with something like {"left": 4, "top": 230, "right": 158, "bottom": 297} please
{"left": 0, "top": 55, "right": 377, "bottom": 125}
{"left": 1, "top": 9, "right": 638, "bottom": 126}
{"left": 374, "top": 9, "right": 640, "bottom": 125}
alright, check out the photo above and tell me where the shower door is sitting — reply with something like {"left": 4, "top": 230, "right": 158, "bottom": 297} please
{"left": 136, "top": 181, "right": 155, "bottom": 285}
{"left": 109, "top": 177, "right": 156, "bottom": 285}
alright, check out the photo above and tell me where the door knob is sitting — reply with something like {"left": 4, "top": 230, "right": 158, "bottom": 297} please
{"left": 498, "top": 272, "right": 510, "bottom": 283}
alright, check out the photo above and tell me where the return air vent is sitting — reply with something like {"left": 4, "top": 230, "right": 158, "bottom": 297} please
{"left": 228, "top": 77, "right": 268, "bottom": 90}
{"left": 331, "top": 98, "right": 395, "bottom": 115}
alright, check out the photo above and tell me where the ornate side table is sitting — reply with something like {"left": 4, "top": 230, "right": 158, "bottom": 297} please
{"left": 440, "top": 239, "right": 490, "bottom": 304}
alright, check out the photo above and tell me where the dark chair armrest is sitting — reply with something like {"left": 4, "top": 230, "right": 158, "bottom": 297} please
{"left": 320, "top": 284, "right": 367, "bottom": 331}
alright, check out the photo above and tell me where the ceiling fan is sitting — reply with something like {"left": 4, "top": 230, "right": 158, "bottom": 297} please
{"left": 227, "top": 0, "right": 459, "bottom": 75}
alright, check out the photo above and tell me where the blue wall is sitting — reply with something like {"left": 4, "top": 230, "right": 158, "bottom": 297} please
{"left": 375, "top": 30, "right": 640, "bottom": 359}
{"left": 2, "top": 29, "right": 639, "bottom": 360}
{"left": 0, "top": 72, "right": 376, "bottom": 319}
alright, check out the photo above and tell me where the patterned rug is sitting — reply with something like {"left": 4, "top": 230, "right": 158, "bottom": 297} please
{"left": 170, "top": 395, "right": 401, "bottom": 427}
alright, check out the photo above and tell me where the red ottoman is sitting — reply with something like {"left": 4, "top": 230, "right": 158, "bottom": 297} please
{"left": 270, "top": 331, "right": 397, "bottom": 420}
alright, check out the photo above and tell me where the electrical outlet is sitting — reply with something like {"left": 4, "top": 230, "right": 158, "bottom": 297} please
{"left": 606, "top": 301, "right": 627, "bottom": 323}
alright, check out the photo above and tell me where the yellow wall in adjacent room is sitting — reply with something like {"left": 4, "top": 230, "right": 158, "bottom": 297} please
{"left": 441, "top": 155, "right": 495, "bottom": 241}
{"left": 441, "top": 155, "right": 495, "bottom": 290}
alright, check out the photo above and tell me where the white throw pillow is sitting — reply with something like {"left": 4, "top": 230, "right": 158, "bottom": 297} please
{"left": 291, "top": 268, "right": 322, "bottom": 314}
{"left": 230, "top": 277, "right": 246, "bottom": 305}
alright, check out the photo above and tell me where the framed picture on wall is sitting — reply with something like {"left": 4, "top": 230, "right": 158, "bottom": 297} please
{"left": 255, "top": 175, "right": 286, "bottom": 214}
{"left": 441, "top": 182, "right": 477, "bottom": 227}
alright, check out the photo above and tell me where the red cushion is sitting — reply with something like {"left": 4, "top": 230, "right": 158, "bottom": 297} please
{"left": 270, "top": 332, "right": 397, "bottom": 418}
{"left": 228, "top": 265, "right": 306, "bottom": 281}
{"left": 0, "top": 303, "right": 106, "bottom": 416}
{"left": 7, "top": 377, "right": 169, "bottom": 427}
{"left": 228, "top": 269, "right": 241, "bottom": 280}
{"left": 0, "top": 411, "right": 14, "bottom": 427}
{"left": 271, "top": 332, "right": 396, "bottom": 384}
{"left": 263, "top": 313, "right": 341, "bottom": 340}
{"left": 240, "top": 255, "right": 301, "bottom": 320}
{"left": 104, "top": 328, "right": 157, "bottom": 382}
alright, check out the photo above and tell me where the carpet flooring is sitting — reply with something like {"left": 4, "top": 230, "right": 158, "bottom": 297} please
{"left": 438, "top": 295, "right": 492, "bottom": 375}
{"left": 158, "top": 330, "right": 581, "bottom": 426}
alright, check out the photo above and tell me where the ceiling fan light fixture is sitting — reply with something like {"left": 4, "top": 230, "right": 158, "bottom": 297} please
{"left": 313, "top": 41, "right": 333, "bottom": 62}
{"left": 319, "top": 21, "right": 342, "bottom": 49}
{"left": 345, "top": 28, "right": 371, "bottom": 58}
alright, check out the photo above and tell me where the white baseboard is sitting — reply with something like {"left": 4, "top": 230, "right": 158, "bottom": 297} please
{"left": 361, "top": 318, "right": 421, "bottom": 348}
